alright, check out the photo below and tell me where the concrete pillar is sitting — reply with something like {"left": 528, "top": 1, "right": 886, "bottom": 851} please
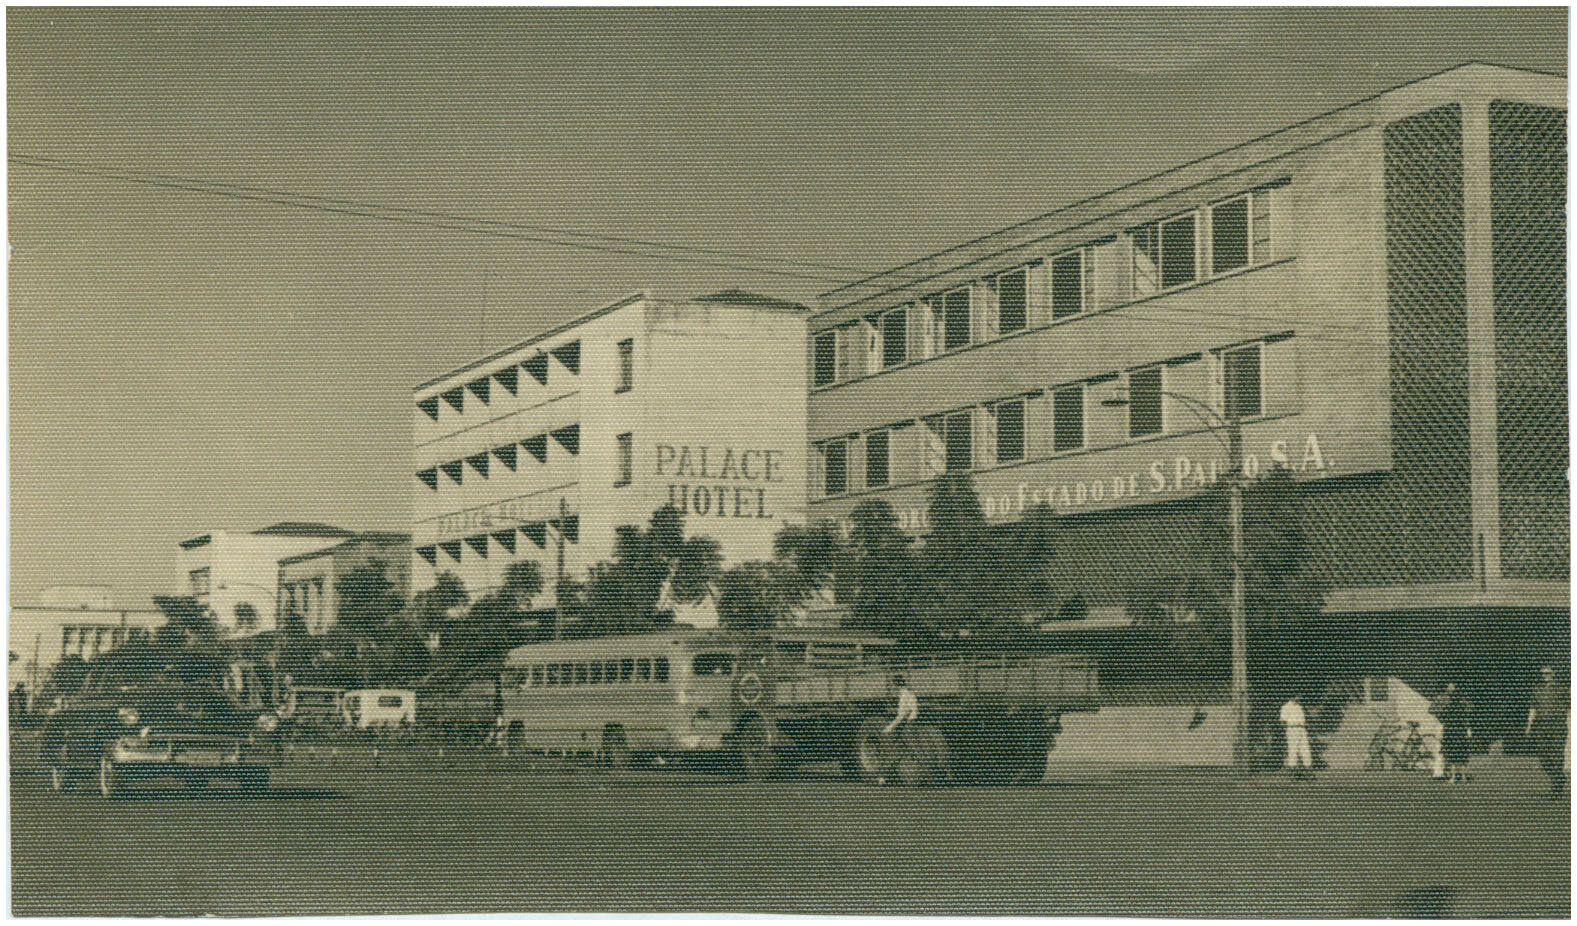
{"left": 1461, "top": 98, "right": 1501, "bottom": 589}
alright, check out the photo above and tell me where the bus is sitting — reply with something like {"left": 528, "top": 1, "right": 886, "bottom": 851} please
{"left": 496, "top": 628, "right": 893, "bottom": 766}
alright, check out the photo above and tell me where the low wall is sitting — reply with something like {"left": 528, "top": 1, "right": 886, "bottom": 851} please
{"left": 1045, "top": 705, "right": 1236, "bottom": 771}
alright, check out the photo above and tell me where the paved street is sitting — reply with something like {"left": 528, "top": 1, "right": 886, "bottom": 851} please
{"left": 11, "top": 744, "right": 1568, "bottom": 918}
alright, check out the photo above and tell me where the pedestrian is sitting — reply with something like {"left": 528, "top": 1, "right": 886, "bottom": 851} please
{"left": 1431, "top": 682, "right": 1471, "bottom": 783}
{"left": 1524, "top": 665, "right": 1568, "bottom": 799}
{"left": 1280, "top": 695, "right": 1313, "bottom": 777}
{"left": 883, "top": 675, "right": 919, "bottom": 735}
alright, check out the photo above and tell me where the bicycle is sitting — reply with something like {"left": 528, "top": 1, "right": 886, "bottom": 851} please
{"left": 1364, "top": 721, "right": 1438, "bottom": 774}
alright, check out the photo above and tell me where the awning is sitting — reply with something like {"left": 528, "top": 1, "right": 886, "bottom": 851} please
{"left": 550, "top": 340, "right": 581, "bottom": 374}
{"left": 491, "top": 444, "right": 517, "bottom": 470}
{"left": 416, "top": 469, "right": 439, "bottom": 490}
{"left": 521, "top": 434, "right": 548, "bottom": 463}
{"left": 493, "top": 366, "right": 518, "bottom": 395}
{"left": 416, "top": 397, "right": 440, "bottom": 421}
{"left": 551, "top": 424, "right": 580, "bottom": 456}
{"left": 521, "top": 353, "right": 549, "bottom": 386}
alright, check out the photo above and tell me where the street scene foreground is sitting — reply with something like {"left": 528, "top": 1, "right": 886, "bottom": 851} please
{"left": 12, "top": 743, "right": 1568, "bottom": 918}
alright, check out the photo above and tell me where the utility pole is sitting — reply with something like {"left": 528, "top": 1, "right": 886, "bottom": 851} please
{"left": 1227, "top": 418, "right": 1249, "bottom": 769}
{"left": 554, "top": 495, "right": 568, "bottom": 641}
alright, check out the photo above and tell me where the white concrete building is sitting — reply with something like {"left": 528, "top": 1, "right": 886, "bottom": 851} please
{"left": 411, "top": 290, "right": 810, "bottom": 619}
{"left": 175, "top": 522, "right": 357, "bottom": 636}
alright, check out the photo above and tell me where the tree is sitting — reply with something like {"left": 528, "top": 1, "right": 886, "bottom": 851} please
{"left": 843, "top": 500, "right": 917, "bottom": 637}
{"left": 409, "top": 572, "right": 469, "bottom": 639}
{"left": 43, "top": 654, "right": 89, "bottom": 700}
{"left": 336, "top": 561, "right": 406, "bottom": 685}
{"left": 152, "top": 596, "right": 217, "bottom": 646}
{"left": 771, "top": 520, "right": 852, "bottom": 605}
{"left": 562, "top": 506, "right": 722, "bottom": 639}
{"left": 715, "top": 561, "right": 803, "bottom": 632}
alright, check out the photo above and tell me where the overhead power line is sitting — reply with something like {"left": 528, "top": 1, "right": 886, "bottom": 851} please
{"left": 9, "top": 153, "right": 886, "bottom": 287}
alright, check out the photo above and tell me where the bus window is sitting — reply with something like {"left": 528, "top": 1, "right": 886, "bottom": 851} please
{"left": 621, "top": 658, "right": 634, "bottom": 681}
{"left": 590, "top": 662, "right": 603, "bottom": 684}
{"left": 692, "top": 654, "right": 735, "bottom": 677}
{"left": 655, "top": 657, "right": 669, "bottom": 683}
{"left": 531, "top": 665, "right": 544, "bottom": 686}
{"left": 573, "top": 663, "right": 587, "bottom": 685}
{"left": 636, "top": 658, "right": 651, "bottom": 682}
{"left": 560, "top": 662, "right": 573, "bottom": 685}
{"left": 546, "top": 664, "right": 559, "bottom": 686}
{"left": 606, "top": 659, "right": 619, "bottom": 681}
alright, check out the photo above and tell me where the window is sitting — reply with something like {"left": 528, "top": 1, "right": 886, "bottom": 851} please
{"left": 655, "top": 657, "right": 670, "bottom": 682}
{"left": 575, "top": 663, "right": 588, "bottom": 685}
{"left": 615, "top": 432, "right": 633, "bottom": 487}
{"left": 813, "top": 331, "right": 837, "bottom": 387}
{"left": 589, "top": 662, "right": 603, "bottom": 684}
{"left": 993, "top": 399, "right": 1025, "bottom": 464}
{"left": 615, "top": 338, "right": 634, "bottom": 393}
{"left": 378, "top": 695, "right": 404, "bottom": 708}
{"left": 1053, "top": 385, "right": 1085, "bottom": 453}
{"left": 1160, "top": 214, "right": 1197, "bottom": 288}
{"left": 1051, "top": 251, "right": 1084, "bottom": 320}
{"left": 1210, "top": 197, "right": 1250, "bottom": 274}
{"left": 1132, "top": 213, "right": 1199, "bottom": 294}
{"left": 822, "top": 439, "right": 848, "bottom": 496}
{"left": 620, "top": 658, "right": 634, "bottom": 681}
{"left": 188, "top": 568, "right": 211, "bottom": 597}
{"left": 1127, "top": 366, "right": 1164, "bottom": 438}
{"left": 636, "top": 658, "right": 651, "bottom": 682}
{"left": 606, "top": 659, "right": 619, "bottom": 681}
{"left": 865, "top": 429, "right": 890, "bottom": 488}
{"left": 880, "top": 308, "right": 907, "bottom": 368}
{"left": 994, "top": 268, "right": 1027, "bottom": 334}
{"left": 944, "top": 411, "right": 973, "bottom": 473}
{"left": 531, "top": 665, "right": 544, "bottom": 686}
{"left": 546, "top": 664, "right": 560, "bottom": 685}
{"left": 1221, "top": 343, "right": 1263, "bottom": 420}
{"left": 940, "top": 287, "right": 971, "bottom": 351}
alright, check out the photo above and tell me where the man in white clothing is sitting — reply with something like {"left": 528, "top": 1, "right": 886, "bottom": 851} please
{"left": 1281, "top": 695, "right": 1313, "bottom": 776}
{"left": 884, "top": 675, "right": 919, "bottom": 735}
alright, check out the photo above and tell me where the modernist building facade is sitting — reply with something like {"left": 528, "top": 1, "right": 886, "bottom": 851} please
{"left": 176, "top": 522, "right": 359, "bottom": 636}
{"left": 277, "top": 532, "right": 412, "bottom": 636}
{"left": 411, "top": 290, "right": 808, "bottom": 610}
{"left": 805, "top": 64, "right": 1565, "bottom": 660}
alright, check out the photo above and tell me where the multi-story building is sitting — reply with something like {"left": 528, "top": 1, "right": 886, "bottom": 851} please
{"left": 175, "top": 522, "right": 358, "bottom": 636}
{"left": 411, "top": 290, "right": 808, "bottom": 612}
{"left": 277, "top": 533, "right": 412, "bottom": 636}
{"left": 805, "top": 64, "right": 1565, "bottom": 664}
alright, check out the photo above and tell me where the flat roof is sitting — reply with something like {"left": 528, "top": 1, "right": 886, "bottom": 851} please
{"left": 414, "top": 289, "right": 808, "bottom": 393}
{"left": 815, "top": 61, "right": 1565, "bottom": 314}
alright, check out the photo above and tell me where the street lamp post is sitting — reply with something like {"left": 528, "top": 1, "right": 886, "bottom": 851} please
{"left": 1104, "top": 389, "right": 1249, "bottom": 768}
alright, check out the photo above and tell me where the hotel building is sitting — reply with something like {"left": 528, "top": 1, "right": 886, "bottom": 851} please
{"left": 411, "top": 290, "right": 808, "bottom": 611}
{"left": 805, "top": 64, "right": 1565, "bottom": 661}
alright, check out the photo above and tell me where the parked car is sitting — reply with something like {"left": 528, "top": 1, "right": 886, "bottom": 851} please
{"left": 341, "top": 689, "right": 416, "bottom": 729}
{"left": 39, "top": 647, "right": 280, "bottom": 796}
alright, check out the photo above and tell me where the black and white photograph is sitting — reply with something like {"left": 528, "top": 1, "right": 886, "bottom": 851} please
{"left": 7, "top": 6, "right": 1569, "bottom": 918}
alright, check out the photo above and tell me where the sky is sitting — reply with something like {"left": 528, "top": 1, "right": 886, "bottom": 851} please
{"left": 7, "top": 7, "right": 1568, "bottom": 609}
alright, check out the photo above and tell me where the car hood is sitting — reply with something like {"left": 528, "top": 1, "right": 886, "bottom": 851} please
{"left": 65, "top": 687, "right": 257, "bottom": 735}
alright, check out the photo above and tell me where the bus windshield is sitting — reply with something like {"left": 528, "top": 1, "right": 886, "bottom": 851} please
{"left": 691, "top": 654, "right": 735, "bottom": 677}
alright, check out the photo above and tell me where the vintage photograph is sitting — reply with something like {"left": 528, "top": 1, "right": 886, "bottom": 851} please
{"left": 8, "top": 7, "right": 1569, "bottom": 918}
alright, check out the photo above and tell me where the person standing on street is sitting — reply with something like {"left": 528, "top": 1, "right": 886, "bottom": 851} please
{"left": 884, "top": 675, "right": 919, "bottom": 735}
{"left": 1431, "top": 682, "right": 1471, "bottom": 783}
{"left": 1281, "top": 695, "right": 1313, "bottom": 778}
{"left": 1525, "top": 666, "right": 1568, "bottom": 799}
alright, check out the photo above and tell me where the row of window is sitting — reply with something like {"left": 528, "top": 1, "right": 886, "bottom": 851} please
{"left": 416, "top": 337, "right": 638, "bottom": 422}
{"left": 417, "top": 340, "right": 582, "bottom": 422}
{"left": 813, "top": 186, "right": 1281, "bottom": 388}
{"left": 505, "top": 656, "right": 672, "bottom": 688}
{"left": 414, "top": 517, "right": 580, "bottom": 566}
{"left": 416, "top": 425, "right": 581, "bottom": 491}
{"left": 814, "top": 339, "right": 1271, "bottom": 497}
{"left": 418, "top": 429, "right": 633, "bottom": 494}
